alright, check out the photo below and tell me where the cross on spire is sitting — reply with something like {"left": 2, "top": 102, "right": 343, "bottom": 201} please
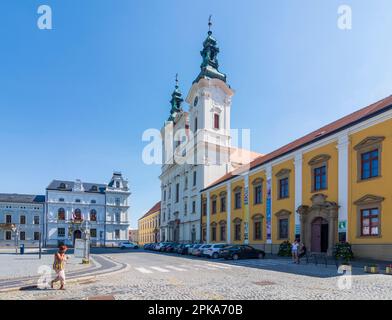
{"left": 208, "top": 15, "right": 212, "bottom": 35}
{"left": 175, "top": 73, "right": 179, "bottom": 89}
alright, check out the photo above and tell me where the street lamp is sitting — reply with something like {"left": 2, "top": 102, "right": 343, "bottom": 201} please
{"left": 11, "top": 225, "right": 19, "bottom": 254}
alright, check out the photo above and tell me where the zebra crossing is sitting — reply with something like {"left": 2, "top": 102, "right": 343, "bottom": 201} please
{"left": 133, "top": 259, "right": 291, "bottom": 274}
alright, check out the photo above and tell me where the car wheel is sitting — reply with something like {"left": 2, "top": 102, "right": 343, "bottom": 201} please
{"left": 232, "top": 254, "right": 239, "bottom": 260}
{"left": 212, "top": 252, "right": 219, "bottom": 259}
{"left": 135, "top": 246, "right": 139, "bottom": 249}
{"left": 257, "top": 253, "right": 264, "bottom": 259}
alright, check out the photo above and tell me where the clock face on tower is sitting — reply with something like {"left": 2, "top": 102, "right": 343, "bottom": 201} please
{"left": 193, "top": 96, "right": 198, "bottom": 107}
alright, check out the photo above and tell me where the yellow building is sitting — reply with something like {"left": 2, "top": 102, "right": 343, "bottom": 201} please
{"left": 201, "top": 95, "right": 392, "bottom": 260}
{"left": 138, "top": 202, "right": 161, "bottom": 245}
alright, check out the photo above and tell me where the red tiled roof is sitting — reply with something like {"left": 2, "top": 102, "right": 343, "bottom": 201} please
{"left": 138, "top": 201, "right": 161, "bottom": 220}
{"left": 203, "top": 95, "right": 392, "bottom": 191}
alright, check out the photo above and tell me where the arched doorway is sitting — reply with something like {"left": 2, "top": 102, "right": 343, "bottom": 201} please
{"left": 311, "top": 217, "right": 329, "bottom": 253}
{"left": 73, "top": 230, "right": 82, "bottom": 246}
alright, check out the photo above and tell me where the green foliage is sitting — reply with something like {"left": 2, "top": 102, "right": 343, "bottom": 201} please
{"left": 278, "top": 241, "right": 292, "bottom": 257}
{"left": 333, "top": 242, "right": 354, "bottom": 263}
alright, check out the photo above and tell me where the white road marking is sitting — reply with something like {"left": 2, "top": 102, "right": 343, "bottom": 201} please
{"left": 150, "top": 266, "right": 170, "bottom": 273}
{"left": 206, "top": 263, "right": 231, "bottom": 269}
{"left": 193, "top": 264, "right": 220, "bottom": 270}
{"left": 135, "top": 267, "right": 153, "bottom": 274}
{"left": 165, "top": 266, "right": 187, "bottom": 271}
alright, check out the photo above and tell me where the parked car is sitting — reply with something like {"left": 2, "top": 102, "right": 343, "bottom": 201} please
{"left": 193, "top": 244, "right": 211, "bottom": 257}
{"left": 178, "top": 244, "right": 192, "bottom": 255}
{"left": 119, "top": 241, "right": 139, "bottom": 249}
{"left": 203, "top": 243, "right": 228, "bottom": 259}
{"left": 165, "top": 243, "right": 178, "bottom": 253}
{"left": 219, "top": 245, "right": 265, "bottom": 260}
{"left": 188, "top": 244, "right": 201, "bottom": 255}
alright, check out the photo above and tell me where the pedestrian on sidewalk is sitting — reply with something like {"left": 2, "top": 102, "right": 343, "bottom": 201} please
{"left": 291, "top": 239, "right": 299, "bottom": 264}
{"left": 50, "top": 245, "right": 69, "bottom": 290}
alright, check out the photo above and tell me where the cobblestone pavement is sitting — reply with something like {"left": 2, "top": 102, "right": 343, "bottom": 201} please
{"left": 1, "top": 250, "right": 392, "bottom": 300}
{"left": 0, "top": 249, "right": 91, "bottom": 280}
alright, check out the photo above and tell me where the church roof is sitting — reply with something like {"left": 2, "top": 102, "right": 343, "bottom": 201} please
{"left": 203, "top": 94, "right": 392, "bottom": 191}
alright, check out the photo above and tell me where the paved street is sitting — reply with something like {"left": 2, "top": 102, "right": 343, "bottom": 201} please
{"left": 1, "top": 250, "right": 392, "bottom": 300}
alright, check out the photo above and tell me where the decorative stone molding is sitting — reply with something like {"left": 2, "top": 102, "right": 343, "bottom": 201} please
{"left": 354, "top": 136, "right": 385, "bottom": 151}
{"left": 252, "top": 177, "right": 264, "bottom": 185}
{"left": 274, "top": 209, "right": 291, "bottom": 218}
{"left": 251, "top": 213, "right": 264, "bottom": 221}
{"left": 219, "top": 220, "right": 227, "bottom": 226}
{"left": 296, "top": 193, "right": 339, "bottom": 256}
{"left": 219, "top": 191, "right": 227, "bottom": 197}
{"left": 210, "top": 194, "right": 217, "bottom": 200}
{"left": 275, "top": 168, "right": 291, "bottom": 178}
{"left": 308, "top": 154, "right": 331, "bottom": 166}
{"left": 233, "top": 186, "right": 242, "bottom": 193}
{"left": 354, "top": 194, "right": 385, "bottom": 206}
{"left": 233, "top": 217, "right": 242, "bottom": 224}
{"left": 210, "top": 221, "right": 217, "bottom": 227}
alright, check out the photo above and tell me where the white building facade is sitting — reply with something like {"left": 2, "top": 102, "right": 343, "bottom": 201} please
{"left": 45, "top": 172, "right": 130, "bottom": 247}
{"left": 0, "top": 194, "right": 45, "bottom": 248}
{"left": 159, "top": 26, "right": 257, "bottom": 243}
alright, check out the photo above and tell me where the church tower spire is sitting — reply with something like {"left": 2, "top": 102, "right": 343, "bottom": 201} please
{"left": 168, "top": 73, "right": 184, "bottom": 122}
{"left": 193, "top": 15, "right": 227, "bottom": 84}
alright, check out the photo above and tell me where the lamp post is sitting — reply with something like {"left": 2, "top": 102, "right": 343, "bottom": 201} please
{"left": 11, "top": 225, "right": 19, "bottom": 255}
{"left": 81, "top": 220, "right": 90, "bottom": 263}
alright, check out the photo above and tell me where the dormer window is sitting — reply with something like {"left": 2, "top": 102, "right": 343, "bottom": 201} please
{"left": 116, "top": 181, "right": 120, "bottom": 188}
{"left": 59, "top": 183, "right": 66, "bottom": 189}
{"left": 91, "top": 200, "right": 96, "bottom": 204}
{"left": 75, "top": 199, "right": 81, "bottom": 203}
{"left": 91, "top": 185, "right": 98, "bottom": 192}
{"left": 59, "top": 198, "right": 64, "bottom": 202}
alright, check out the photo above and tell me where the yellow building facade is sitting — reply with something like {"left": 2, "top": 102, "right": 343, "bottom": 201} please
{"left": 138, "top": 202, "right": 161, "bottom": 245}
{"left": 201, "top": 95, "right": 392, "bottom": 260}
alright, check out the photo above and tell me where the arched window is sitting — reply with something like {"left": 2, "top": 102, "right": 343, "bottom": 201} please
{"left": 116, "top": 181, "right": 120, "bottom": 188}
{"left": 90, "top": 209, "right": 97, "bottom": 222}
{"left": 58, "top": 208, "right": 65, "bottom": 221}
{"left": 73, "top": 209, "right": 82, "bottom": 221}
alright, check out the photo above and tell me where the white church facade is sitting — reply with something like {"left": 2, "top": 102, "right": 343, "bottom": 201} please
{"left": 159, "top": 24, "right": 260, "bottom": 243}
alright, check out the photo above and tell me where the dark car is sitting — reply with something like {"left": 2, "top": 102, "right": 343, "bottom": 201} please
{"left": 178, "top": 244, "right": 192, "bottom": 255}
{"left": 165, "top": 243, "right": 178, "bottom": 253}
{"left": 219, "top": 245, "right": 265, "bottom": 260}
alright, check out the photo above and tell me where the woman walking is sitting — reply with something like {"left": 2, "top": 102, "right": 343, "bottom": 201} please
{"left": 51, "top": 245, "right": 68, "bottom": 290}
{"left": 291, "top": 239, "right": 299, "bottom": 264}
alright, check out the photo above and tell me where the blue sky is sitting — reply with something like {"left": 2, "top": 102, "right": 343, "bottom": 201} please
{"left": 1, "top": 0, "right": 392, "bottom": 228}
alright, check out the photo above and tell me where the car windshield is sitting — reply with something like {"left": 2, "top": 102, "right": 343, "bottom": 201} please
{"left": 215, "top": 244, "right": 226, "bottom": 248}
{"left": 202, "top": 245, "right": 211, "bottom": 248}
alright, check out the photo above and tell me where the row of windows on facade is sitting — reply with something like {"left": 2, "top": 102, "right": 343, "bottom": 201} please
{"left": 55, "top": 228, "right": 121, "bottom": 239}
{"left": 55, "top": 208, "right": 122, "bottom": 222}
{"left": 4, "top": 231, "right": 41, "bottom": 241}
{"left": 192, "top": 114, "right": 221, "bottom": 132}
{"left": 140, "top": 218, "right": 159, "bottom": 230}
{"left": 141, "top": 233, "right": 159, "bottom": 243}
{"left": 163, "top": 171, "right": 197, "bottom": 203}
{"left": 56, "top": 197, "right": 122, "bottom": 205}
{"left": 3, "top": 205, "right": 41, "bottom": 210}
{"left": 201, "top": 218, "right": 288, "bottom": 242}
{"left": 162, "top": 200, "right": 197, "bottom": 223}
{"left": 4, "top": 214, "right": 40, "bottom": 224}
{"left": 58, "top": 182, "right": 121, "bottom": 191}
{"left": 202, "top": 206, "right": 381, "bottom": 242}
{"left": 202, "top": 148, "right": 381, "bottom": 214}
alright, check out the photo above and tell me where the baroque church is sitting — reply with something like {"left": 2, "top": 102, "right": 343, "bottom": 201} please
{"left": 159, "top": 20, "right": 260, "bottom": 243}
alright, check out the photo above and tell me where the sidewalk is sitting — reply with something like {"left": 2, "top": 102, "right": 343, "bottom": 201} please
{"left": 265, "top": 253, "right": 392, "bottom": 269}
{"left": 0, "top": 250, "right": 92, "bottom": 280}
